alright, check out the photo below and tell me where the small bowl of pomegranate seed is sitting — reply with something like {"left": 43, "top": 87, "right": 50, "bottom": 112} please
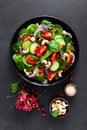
{"left": 49, "top": 97, "right": 69, "bottom": 118}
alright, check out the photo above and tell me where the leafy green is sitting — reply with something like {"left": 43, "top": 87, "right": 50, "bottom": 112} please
{"left": 48, "top": 40, "right": 61, "bottom": 52}
{"left": 40, "top": 50, "right": 52, "bottom": 62}
{"left": 59, "top": 57, "right": 67, "bottom": 69}
{"left": 34, "top": 76, "right": 45, "bottom": 82}
{"left": 12, "top": 41, "right": 21, "bottom": 52}
{"left": 10, "top": 82, "right": 19, "bottom": 93}
{"left": 64, "top": 35, "right": 72, "bottom": 44}
{"left": 53, "top": 24, "right": 63, "bottom": 34}
{"left": 27, "top": 24, "right": 37, "bottom": 35}
{"left": 13, "top": 54, "right": 25, "bottom": 71}
{"left": 52, "top": 110, "right": 59, "bottom": 117}
{"left": 66, "top": 42, "right": 74, "bottom": 52}
{"left": 19, "top": 28, "right": 28, "bottom": 37}
{"left": 22, "top": 56, "right": 32, "bottom": 67}
{"left": 41, "top": 19, "right": 53, "bottom": 27}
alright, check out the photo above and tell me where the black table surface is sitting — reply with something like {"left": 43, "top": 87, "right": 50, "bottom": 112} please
{"left": 0, "top": 0, "right": 87, "bottom": 130}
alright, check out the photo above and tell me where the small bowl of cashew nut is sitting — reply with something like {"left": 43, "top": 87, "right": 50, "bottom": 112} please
{"left": 49, "top": 97, "right": 69, "bottom": 118}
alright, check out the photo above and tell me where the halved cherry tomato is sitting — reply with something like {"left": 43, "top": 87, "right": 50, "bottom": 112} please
{"left": 35, "top": 45, "right": 47, "bottom": 57}
{"left": 41, "top": 32, "right": 52, "bottom": 40}
{"left": 50, "top": 52, "right": 58, "bottom": 61}
{"left": 47, "top": 71, "right": 57, "bottom": 81}
{"left": 67, "top": 53, "right": 74, "bottom": 65}
{"left": 26, "top": 55, "right": 38, "bottom": 64}
{"left": 23, "top": 35, "right": 31, "bottom": 42}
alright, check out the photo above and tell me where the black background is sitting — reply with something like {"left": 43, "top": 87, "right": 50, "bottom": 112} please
{"left": 0, "top": 0, "right": 87, "bottom": 130}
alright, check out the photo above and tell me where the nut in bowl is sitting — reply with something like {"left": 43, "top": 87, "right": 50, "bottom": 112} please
{"left": 49, "top": 97, "right": 69, "bottom": 118}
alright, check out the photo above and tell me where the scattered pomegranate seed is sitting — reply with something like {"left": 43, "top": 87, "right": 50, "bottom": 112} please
{"left": 42, "top": 112, "right": 47, "bottom": 117}
{"left": 49, "top": 27, "right": 53, "bottom": 30}
{"left": 37, "top": 107, "right": 41, "bottom": 111}
{"left": 38, "top": 38, "right": 42, "bottom": 43}
{"left": 70, "top": 76, "right": 73, "bottom": 81}
{"left": 17, "top": 37, "right": 21, "bottom": 41}
{"left": 43, "top": 30, "right": 47, "bottom": 33}
{"left": 60, "top": 93, "right": 64, "bottom": 97}
{"left": 70, "top": 48, "right": 75, "bottom": 52}
{"left": 29, "top": 72, "right": 32, "bottom": 75}
{"left": 41, "top": 106, "right": 45, "bottom": 111}
{"left": 61, "top": 44, "right": 66, "bottom": 49}
{"left": 15, "top": 50, "right": 19, "bottom": 53}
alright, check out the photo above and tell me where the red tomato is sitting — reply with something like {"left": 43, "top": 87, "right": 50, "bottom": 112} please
{"left": 41, "top": 32, "right": 52, "bottom": 40}
{"left": 50, "top": 52, "right": 58, "bottom": 61}
{"left": 47, "top": 71, "right": 57, "bottom": 81}
{"left": 23, "top": 35, "right": 31, "bottom": 42}
{"left": 67, "top": 53, "right": 74, "bottom": 65}
{"left": 35, "top": 45, "right": 47, "bottom": 57}
{"left": 26, "top": 55, "right": 38, "bottom": 64}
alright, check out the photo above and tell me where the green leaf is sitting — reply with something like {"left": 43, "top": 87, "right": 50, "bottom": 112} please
{"left": 12, "top": 41, "right": 21, "bottom": 52}
{"left": 40, "top": 50, "right": 52, "bottom": 62}
{"left": 41, "top": 19, "right": 53, "bottom": 27}
{"left": 10, "top": 82, "right": 19, "bottom": 93}
{"left": 48, "top": 40, "right": 61, "bottom": 52}
{"left": 13, "top": 54, "right": 25, "bottom": 71}
{"left": 27, "top": 24, "right": 37, "bottom": 35}
{"left": 52, "top": 109, "right": 59, "bottom": 117}
{"left": 59, "top": 57, "right": 67, "bottom": 69}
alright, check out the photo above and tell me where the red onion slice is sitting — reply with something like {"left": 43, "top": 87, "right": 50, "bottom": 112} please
{"left": 27, "top": 68, "right": 39, "bottom": 78}
{"left": 19, "top": 46, "right": 24, "bottom": 55}
{"left": 33, "top": 27, "right": 44, "bottom": 39}
{"left": 40, "top": 24, "right": 48, "bottom": 31}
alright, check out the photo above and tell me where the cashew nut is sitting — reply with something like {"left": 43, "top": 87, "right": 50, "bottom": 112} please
{"left": 46, "top": 61, "right": 51, "bottom": 68}
{"left": 30, "top": 37, "right": 35, "bottom": 42}
{"left": 58, "top": 70, "right": 63, "bottom": 77}
{"left": 22, "top": 48, "right": 29, "bottom": 54}
{"left": 63, "top": 30, "right": 67, "bottom": 35}
{"left": 41, "top": 60, "right": 47, "bottom": 64}
{"left": 41, "top": 40, "right": 49, "bottom": 45}
{"left": 24, "top": 69, "right": 29, "bottom": 76}
{"left": 63, "top": 52, "right": 69, "bottom": 59}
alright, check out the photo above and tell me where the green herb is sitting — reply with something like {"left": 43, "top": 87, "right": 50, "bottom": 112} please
{"left": 13, "top": 54, "right": 25, "bottom": 71}
{"left": 10, "top": 82, "right": 19, "bottom": 93}
{"left": 59, "top": 57, "right": 67, "bottom": 69}
{"left": 48, "top": 40, "right": 61, "bottom": 52}
{"left": 12, "top": 41, "right": 21, "bottom": 52}
{"left": 41, "top": 19, "right": 53, "bottom": 27}
{"left": 52, "top": 109, "right": 59, "bottom": 117}
{"left": 27, "top": 24, "right": 37, "bottom": 35}
{"left": 40, "top": 50, "right": 52, "bottom": 62}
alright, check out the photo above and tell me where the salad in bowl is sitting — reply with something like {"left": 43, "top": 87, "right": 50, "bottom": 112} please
{"left": 11, "top": 16, "right": 79, "bottom": 86}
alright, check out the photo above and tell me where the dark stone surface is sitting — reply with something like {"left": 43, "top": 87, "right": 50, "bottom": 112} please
{"left": 0, "top": 0, "right": 87, "bottom": 130}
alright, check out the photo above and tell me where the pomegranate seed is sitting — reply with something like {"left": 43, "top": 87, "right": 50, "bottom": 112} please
{"left": 43, "top": 30, "right": 47, "bottom": 33}
{"left": 60, "top": 93, "right": 64, "bottom": 97}
{"left": 70, "top": 41, "right": 74, "bottom": 45}
{"left": 38, "top": 38, "right": 42, "bottom": 43}
{"left": 15, "top": 50, "right": 19, "bottom": 53}
{"left": 41, "top": 106, "right": 45, "bottom": 111}
{"left": 32, "top": 66, "right": 35, "bottom": 69}
{"left": 54, "top": 29, "right": 59, "bottom": 33}
{"left": 49, "top": 27, "right": 53, "bottom": 30}
{"left": 71, "top": 48, "right": 75, "bottom": 52}
{"left": 29, "top": 72, "right": 32, "bottom": 75}
{"left": 42, "top": 112, "right": 47, "bottom": 117}
{"left": 70, "top": 76, "right": 73, "bottom": 81}
{"left": 37, "top": 107, "right": 41, "bottom": 111}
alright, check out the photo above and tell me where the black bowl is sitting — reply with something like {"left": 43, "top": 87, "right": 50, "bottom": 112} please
{"left": 10, "top": 16, "right": 79, "bottom": 86}
{"left": 49, "top": 97, "right": 70, "bottom": 118}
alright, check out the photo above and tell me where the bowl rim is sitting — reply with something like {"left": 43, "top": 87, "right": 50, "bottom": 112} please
{"left": 10, "top": 15, "right": 79, "bottom": 87}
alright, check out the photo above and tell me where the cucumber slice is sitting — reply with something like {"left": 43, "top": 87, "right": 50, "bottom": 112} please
{"left": 50, "top": 61, "right": 60, "bottom": 71}
{"left": 29, "top": 42, "right": 39, "bottom": 54}
{"left": 22, "top": 40, "right": 31, "bottom": 50}
{"left": 55, "top": 35, "right": 66, "bottom": 47}
{"left": 22, "top": 56, "right": 32, "bottom": 67}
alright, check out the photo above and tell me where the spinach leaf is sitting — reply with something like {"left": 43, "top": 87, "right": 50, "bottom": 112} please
{"left": 27, "top": 24, "right": 37, "bottom": 35}
{"left": 12, "top": 41, "right": 21, "bottom": 52}
{"left": 10, "top": 82, "right": 19, "bottom": 93}
{"left": 41, "top": 19, "right": 53, "bottom": 27}
{"left": 13, "top": 54, "right": 25, "bottom": 71}
{"left": 48, "top": 40, "right": 61, "bottom": 52}
{"left": 52, "top": 110, "right": 59, "bottom": 117}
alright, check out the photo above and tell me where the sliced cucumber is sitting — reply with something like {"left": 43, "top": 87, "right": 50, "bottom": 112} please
{"left": 22, "top": 56, "right": 32, "bottom": 67}
{"left": 22, "top": 40, "right": 31, "bottom": 50}
{"left": 55, "top": 35, "right": 66, "bottom": 47}
{"left": 50, "top": 61, "right": 60, "bottom": 71}
{"left": 29, "top": 42, "right": 39, "bottom": 54}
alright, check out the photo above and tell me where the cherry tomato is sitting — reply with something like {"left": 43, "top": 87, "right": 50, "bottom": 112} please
{"left": 47, "top": 71, "right": 57, "bottom": 81}
{"left": 50, "top": 52, "right": 58, "bottom": 61}
{"left": 26, "top": 55, "right": 38, "bottom": 64}
{"left": 23, "top": 35, "right": 31, "bottom": 42}
{"left": 41, "top": 32, "right": 52, "bottom": 40}
{"left": 35, "top": 45, "right": 47, "bottom": 57}
{"left": 67, "top": 53, "right": 74, "bottom": 65}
